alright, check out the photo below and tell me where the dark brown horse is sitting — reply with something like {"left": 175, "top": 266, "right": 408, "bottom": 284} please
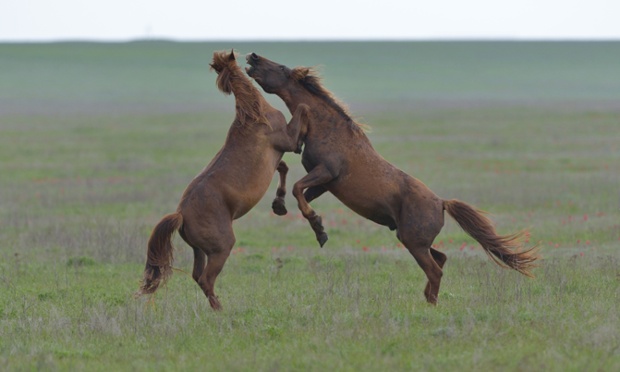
{"left": 136, "top": 50, "right": 308, "bottom": 310}
{"left": 246, "top": 53, "right": 539, "bottom": 304}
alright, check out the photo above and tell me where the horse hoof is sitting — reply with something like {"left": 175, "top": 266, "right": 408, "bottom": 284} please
{"left": 317, "top": 232, "right": 328, "bottom": 247}
{"left": 271, "top": 199, "right": 287, "bottom": 216}
{"left": 424, "top": 292, "right": 438, "bottom": 306}
{"left": 209, "top": 295, "right": 223, "bottom": 311}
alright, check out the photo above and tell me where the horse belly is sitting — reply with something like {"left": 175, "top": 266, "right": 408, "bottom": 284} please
{"left": 365, "top": 211, "right": 398, "bottom": 230}
{"left": 328, "top": 183, "right": 399, "bottom": 229}
{"left": 228, "top": 154, "right": 282, "bottom": 219}
{"left": 184, "top": 149, "right": 282, "bottom": 220}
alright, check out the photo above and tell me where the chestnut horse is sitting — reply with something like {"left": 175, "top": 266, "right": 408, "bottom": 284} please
{"left": 246, "top": 53, "right": 538, "bottom": 304}
{"left": 136, "top": 50, "right": 308, "bottom": 310}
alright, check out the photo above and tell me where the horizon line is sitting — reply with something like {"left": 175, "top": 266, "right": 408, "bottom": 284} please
{"left": 2, "top": 36, "right": 619, "bottom": 44}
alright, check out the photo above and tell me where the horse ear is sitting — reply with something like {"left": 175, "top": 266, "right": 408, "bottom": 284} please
{"left": 228, "top": 49, "right": 236, "bottom": 61}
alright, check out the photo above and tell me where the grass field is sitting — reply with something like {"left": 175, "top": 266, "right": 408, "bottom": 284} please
{"left": 1, "top": 41, "right": 619, "bottom": 371}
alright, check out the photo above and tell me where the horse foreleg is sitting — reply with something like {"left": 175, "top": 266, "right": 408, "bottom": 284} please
{"left": 288, "top": 104, "right": 310, "bottom": 154}
{"left": 292, "top": 164, "right": 335, "bottom": 247}
{"left": 270, "top": 104, "right": 310, "bottom": 153}
{"left": 272, "top": 161, "right": 289, "bottom": 216}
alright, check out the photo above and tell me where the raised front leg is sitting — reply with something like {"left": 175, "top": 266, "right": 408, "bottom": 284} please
{"left": 292, "top": 164, "right": 336, "bottom": 247}
{"left": 272, "top": 160, "right": 289, "bottom": 216}
{"left": 271, "top": 104, "right": 310, "bottom": 153}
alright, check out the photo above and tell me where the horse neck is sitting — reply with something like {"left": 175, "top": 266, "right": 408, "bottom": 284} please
{"left": 279, "top": 85, "right": 315, "bottom": 115}
{"left": 228, "top": 72, "right": 267, "bottom": 124}
{"left": 280, "top": 85, "right": 351, "bottom": 126}
{"left": 278, "top": 83, "right": 369, "bottom": 140}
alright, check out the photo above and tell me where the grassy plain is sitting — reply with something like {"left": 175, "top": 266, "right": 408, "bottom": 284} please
{"left": 0, "top": 41, "right": 619, "bottom": 371}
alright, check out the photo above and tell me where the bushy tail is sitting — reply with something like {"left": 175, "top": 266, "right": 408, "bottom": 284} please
{"left": 136, "top": 212, "right": 183, "bottom": 296}
{"left": 443, "top": 199, "right": 539, "bottom": 277}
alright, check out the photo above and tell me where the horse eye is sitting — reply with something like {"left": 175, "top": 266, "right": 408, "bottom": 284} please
{"left": 279, "top": 65, "right": 285, "bottom": 71}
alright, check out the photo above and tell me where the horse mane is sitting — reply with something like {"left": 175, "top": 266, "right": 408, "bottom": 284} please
{"left": 292, "top": 67, "right": 368, "bottom": 131}
{"left": 210, "top": 51, "right": 268, "bottom": 127}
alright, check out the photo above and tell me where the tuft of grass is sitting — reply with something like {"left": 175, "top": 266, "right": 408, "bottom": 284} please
{"left": 66, "top": 256, "right": 96, "bottom": 267}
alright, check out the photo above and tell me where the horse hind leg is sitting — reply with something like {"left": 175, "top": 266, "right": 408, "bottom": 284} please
{"left": 186, "top": 222, "right": 235, "bottom": 310}
{"left": 198, "top": 250, "right": 231, "bottom": 310}
{"left": 191, "top": 246, "right": 229, "bottom": 309}
{"left": 411, "top": 247, "right": 443, "bottom": 304}
{"left": 430, "top": 247, "right": 447, "bottom": 269}
{"left": 424, "top": 247, "right": 447, "bottom": 301}
{"left": 191, "top": 247, "right": 206, "bottom": 283}
{"left": 272, "top": 161, "right": 288, "bottom": 216}
{"left": 399, "top": 230, "right": 444, "bottom": 304}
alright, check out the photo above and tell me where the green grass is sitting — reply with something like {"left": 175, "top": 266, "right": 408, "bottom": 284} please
{"left": 1, "top": 41, "right": 619, "bottom": 371}
{"left": 1, "top": 252, "right": 618, "bottom": 370}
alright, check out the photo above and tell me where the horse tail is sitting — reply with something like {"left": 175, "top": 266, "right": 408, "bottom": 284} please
{"left": 136, "top": 212, "right": 183, "bottom": 296}
{"left": 443, "top": 199, "right": 539, "bottom": 277}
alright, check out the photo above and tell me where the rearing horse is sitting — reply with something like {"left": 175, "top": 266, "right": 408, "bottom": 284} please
{"left": 246, "top": 53, "right": 538, "bottom": 304}
{"left": 136, "top": 50, "right": 308, "bottom": 310}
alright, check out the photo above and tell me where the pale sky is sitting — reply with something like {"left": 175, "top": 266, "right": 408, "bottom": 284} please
{"left": 1, "top": 0, "right": 619, "bottom": 41}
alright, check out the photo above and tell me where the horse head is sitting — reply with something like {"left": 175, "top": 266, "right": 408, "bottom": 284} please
{"left": 210, "top": 50, "right": 239, "bottom": 95}
{"left": 245, "top": 53, "right": 306, "bottom": 94}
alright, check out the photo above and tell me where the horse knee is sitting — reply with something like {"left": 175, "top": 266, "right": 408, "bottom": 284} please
{"left": 292, "top": 184, "right": 315, "bottom": 217}
{"left": 292, "top": 182, "right": 304, "bottom": 199}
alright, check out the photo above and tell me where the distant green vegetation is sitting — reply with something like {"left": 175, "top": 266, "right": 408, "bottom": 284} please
{"left": 1, "top": 41, "right": 618, "bottom": 371}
